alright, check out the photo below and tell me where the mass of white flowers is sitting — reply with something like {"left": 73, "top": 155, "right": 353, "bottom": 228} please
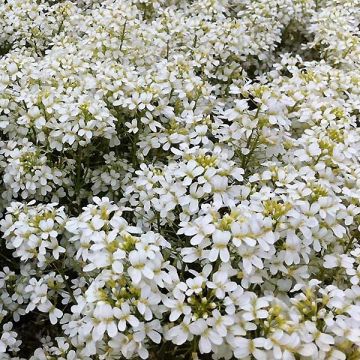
{"left": 0, "top": 0, "right": 360, "bottom": 359}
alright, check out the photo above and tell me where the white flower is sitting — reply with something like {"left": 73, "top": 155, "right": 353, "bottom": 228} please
{"left": 207, "top": 270, "right": 237, "bottom": 299}
{"left": 209, "top": 230, "right": 231, "bottom": 262}
{"left": 241, "top": 296, "right": 269, "bottom": 321}
{"left": 115, "top": 302, "right": 139, "bottom": 332}
{"left": 189, "top": 319, "right": 222, "bottom": 354}
{"left": 1, "top": 1, "right": 360, "bottom": 358}
{"left": 234, "top": 337, "right": 267, "bottom": 359}
{"left": 163, "top": 290, "right": 191, "bottom": 322}
{"left": 92, "top": 303, "right": 119, "bottom": 340}
{"left": 304, "top": 321, "right": 335, "bottom": 352}
{"left": 166, "top": 316, "right": 193, "bottom": 345}
{"left": 49, "top": 306, "right": 63, "bottom": 325}
{"left": 125, "top": 119, "right": 139, "bottom": 134}
{"left": 207, "top": 309, "right": 234, "bottom": 337}
{"left": 134, "top": 320, "right": 162, "bottom": 344}
{"left": 128, "top": 250, "right": 154, "bottom": 284}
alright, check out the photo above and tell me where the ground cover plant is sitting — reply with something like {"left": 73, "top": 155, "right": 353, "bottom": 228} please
{"left": 0, "top": 0, "right": 360, "bottom": 359}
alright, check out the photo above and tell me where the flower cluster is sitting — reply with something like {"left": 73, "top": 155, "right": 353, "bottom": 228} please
{"left": 1, "top": 0, "right": 360, "bottom": 359}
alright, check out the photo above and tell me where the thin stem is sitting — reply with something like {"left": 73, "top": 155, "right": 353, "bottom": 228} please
{"left": 120, "top": 19, "right": 127, "bottom": 52}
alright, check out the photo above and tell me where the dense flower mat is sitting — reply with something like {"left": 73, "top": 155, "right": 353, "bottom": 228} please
{"left": 0, "top": 0, "right": 360, "bottom": 359}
